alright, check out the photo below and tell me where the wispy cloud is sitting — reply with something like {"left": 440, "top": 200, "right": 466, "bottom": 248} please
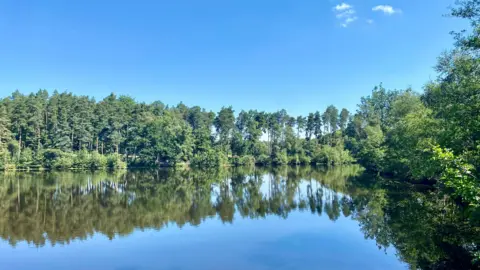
{"left": 335, "top": 3, "right": 351, "bottom": 11}
{"left": 342, "top": 17, "right": 357, "bottom": 27}
{"left": 333, "top": 3, "right": 357, "bottom": 27}
{"left": 372, "top": 5, "right": 402, "bottom": 15}
{"left": 366, "top": 19, "right": 374, "bottom": 24}
{"left": 336, "top": 9, "right": 355, "bottom": 19}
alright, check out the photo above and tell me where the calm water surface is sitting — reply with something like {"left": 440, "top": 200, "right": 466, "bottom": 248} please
{"left": 0, "top": 166, "right": 477, "bottom": 270}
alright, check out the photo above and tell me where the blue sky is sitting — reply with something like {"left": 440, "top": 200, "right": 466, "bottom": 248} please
{"left": 0, "top": 0, "right": 466, "bottom": 115}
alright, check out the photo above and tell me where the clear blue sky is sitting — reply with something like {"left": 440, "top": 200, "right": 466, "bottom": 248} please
{"left": 0, "top": 0, "right": 466, "bottom": 115}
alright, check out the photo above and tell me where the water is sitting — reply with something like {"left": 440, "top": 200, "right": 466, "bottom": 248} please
{"left": 0, "top": 166, "right": 477, "bottom": 270}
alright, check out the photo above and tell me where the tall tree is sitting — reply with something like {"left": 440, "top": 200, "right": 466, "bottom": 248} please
{"left": 296, "top": 116, "right": 306, "bottom": 138}
{"left": 214, "top": 106, "right": 235, "bottom": 153}
{"left": 0, "top": 106, "right": 12, "bottom": 149}
{"left": 306, "top": 113, "right": 315, "bottom": 140}
{"left": 327, "top": 105, "right": 339, "bottom": 133}
{"left": 313, "top": 111, "right": 322, "bottom": 139}
{"left": 339, "top": 108, "right": 350, "bottom": 131}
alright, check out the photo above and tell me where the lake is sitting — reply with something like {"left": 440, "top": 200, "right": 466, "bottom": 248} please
{"left": 0, "top": 166, "right": 477, "bottom": 270}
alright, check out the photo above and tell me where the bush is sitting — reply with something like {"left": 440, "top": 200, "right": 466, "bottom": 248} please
{"left": 238, "top": 155, "right": 255, "bottom": 166}
{"left": 255, "top": 154, "right": 270, "bottom": 166}
{"left": 53, "top": 155, "right": 74, "bottom": 169}
{"left": 313, "top": 145, "right": 355, "bottom": 166}
{"left": 3, "top": 163, "right": 16, "bottom": 171}
{"left": 299, "top": 154, "right": 312, "bottom": 165}
{"left": 0, "top": 150, "right": 13, "bottom": 171}
{"left": 288, "top": 154, "right": 300, "bottom": 165}
{"left": 229, "top": 156, "right": 240, "bottom": 166}
{"left": 230, "top": 155, "right": 255, "bottom": 166}
{"left": 42, "top": 149, "right": 74, "bottom": 169}
{"left": 90, "top": 152, "right": 108, "bottom": 169}
{"left": 42, "top": 149, "right": 65, "bottom": 168}
{"left": 18, "top": 147, "right": 34, "bottom": 167}
{"left": 273, "top": 151, "right": 288, "bottom": 165}
{"left": 191, "top": 149, "right": 228, "bottom": 168}
{"left": 107, "top": 154, "right": 127, "bottom": 169}
{"left": 73, "top": 150, "right": 90, "bottom": 169}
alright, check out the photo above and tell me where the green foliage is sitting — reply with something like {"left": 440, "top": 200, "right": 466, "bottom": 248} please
{"left": 90, "top": 151, "right": 108, "bottom": 169}
{"left": 18, "top": 147, "right": 34, "bottom": 167}
{"left": 255, "top": 154, "right": 271, "bottom": 166}
{"left": 40, "top": 149, "right": 125, "bottom": 170}
{"left": 339, "top": 0, "right": 480, "bottom": 218}
{"left": 356, "top": 125, "right": 386, "bottom": 171}
{"left": 272, "top": 150, "right": 288, "bottom": 165}
{"left": 230, "top": 155, "right": 255, "bottom": 167}
{"left": 0, "top": 88, "right": 357, "bottom": 170}
{"left": 42, "top": 149, "right": 68, "bottom": 169}
{"left": 298, "top": 154, "right": 311, "bottom": 165}
{"left": 432, "top": 146, "right": 479, "bottom": 209}
{"left": 288, "top": 154, "right": 300, "bottom": 165}
{"left": 73, "top": 150, "right": 91, "bottom": 169}
{"left": 190, "top": 149, "right": 228, "bottom": 168}
{"left": 142, "top": 111, "right": 194, "bottom": 165}
{"left": 107, "top": 154, "right": 127, "bottom": 169}
{"left": 312, "top": 145, "right": 355, "bottom": 165}
{"left": 53, "top": 153, "right": 74, "bottom": 169}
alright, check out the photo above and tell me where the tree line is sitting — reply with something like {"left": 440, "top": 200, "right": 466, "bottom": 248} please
{"left": 0, "top": 89, "right": 354, "bottom": 170}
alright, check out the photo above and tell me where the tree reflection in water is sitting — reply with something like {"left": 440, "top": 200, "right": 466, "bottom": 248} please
{"left": 0, "top": 165, "right": 478, "bottom": 269}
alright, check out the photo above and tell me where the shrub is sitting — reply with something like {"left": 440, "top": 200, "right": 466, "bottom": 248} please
{"left": 73, "top": 150, "right": 90, "bottom": 169}
{"left": 53, "top": 155, "right": 74, "bottom": 169}
{"left": 238, "top": 155, "right": 255, "bottom": 166}
{"left": 42, "top": 149, "right": 65, "bottom": 168}
{"left": 299, "top": 154, "right": 312, "bottom": 165}
{"left": 0, "top": 150, "right": 13, "bottom": 171}
{"left": 230, "top": 155, "right": 255, "bottom": 166}
{"left": 90, "top": 152, "right": 108, "bottom": 169}
{"left": 255, "top": 154, "right": 270, "bottom": 166}
{"left": 107, "top": 154, "right": 127, "bottom": 169}
{"left": 313, "top": 145, "right": 355, "bottom": 166}
{"left": 19, "top": 147, "right": 34, "bottom": 167}
{"left": 3, "top": 163, "right": 16, "bottom": 171}
{"left": 273, "top": 151, "right": 288, "bottom": 165}
{"left": 42, "top": 149, "right": 75, "bottom": 169}
{"left": 191, "top": 149, "right": 228, "bottom": 168}
{"left": 288, "top": 154, "right": 300, "bottom": 165}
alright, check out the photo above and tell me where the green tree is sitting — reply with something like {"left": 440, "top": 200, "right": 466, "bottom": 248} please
{"left": 142, "top": 111, "right": 193, "bottom": 165}
{"left": 214, "top": 106, "right": 235, "bottom": 154}
{"left": 306, "top": 113, "right": 315, "bottom": 140}
{"left": 313, "top": 111, "right": 322, "bottom": 139}
{"left": 339, "top": 108, "right": 350, "bottom": 131}
{"left": 296, "top": 116, "right": 306, "bottom": 138}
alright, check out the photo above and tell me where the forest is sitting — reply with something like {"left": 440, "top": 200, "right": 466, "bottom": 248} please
{"left": 0, "top": 1, "right": 479, "bottom": 218}
{"left": 0, "top": 89, "right": 353, "bottom": 169}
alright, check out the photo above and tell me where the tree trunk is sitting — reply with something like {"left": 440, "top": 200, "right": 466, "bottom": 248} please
{"left": 17, "top": 131, "right": 21, "bottom": 160}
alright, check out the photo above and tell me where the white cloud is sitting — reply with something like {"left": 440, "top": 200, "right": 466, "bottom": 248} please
{"left": 336, "top": 9, "right": 355, "bottom": 19}
{"left": 342, "top": 17, "right": 358, "bottom": 27}
{"left": 333, "top": 3, "right": 357, "bottom": 27}
{"left": 366, "top": 19, "right": 374, "bottom": 24}
{"left": 335, "top": 3, "right": 351, "bottom": 11}
{"left": 372, "top": 5, "right": 402, "bottom": 15}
